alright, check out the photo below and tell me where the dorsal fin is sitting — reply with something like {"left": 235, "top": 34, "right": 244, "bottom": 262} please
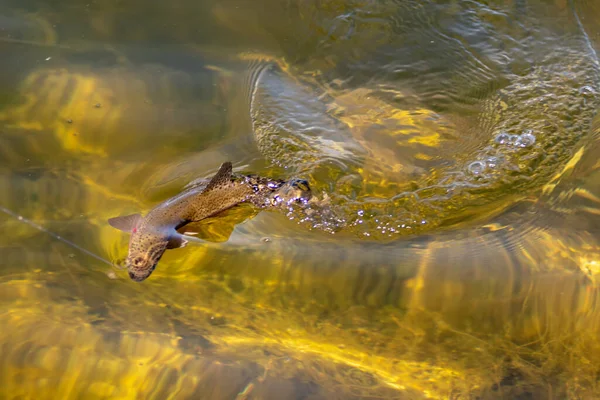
{"left": 108, "top": 213, "right": 142, "bottom": 233}
{"left": 204, "top": 162, "right": 233, "bottom": 192}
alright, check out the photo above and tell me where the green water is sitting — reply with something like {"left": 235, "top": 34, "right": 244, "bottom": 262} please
{"left": 2, "top": 0, "right": 600, "bottom": 398}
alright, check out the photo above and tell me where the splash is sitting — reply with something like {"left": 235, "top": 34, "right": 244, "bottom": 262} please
{"left": 241, "top": 2, "right": 600, "bottom": 239}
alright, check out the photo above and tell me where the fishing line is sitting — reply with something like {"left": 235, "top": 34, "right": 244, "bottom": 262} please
{"left": 0, "top": 37, "right": 72, "bottom": 49}
{"left": 569, "top": 0, "right": 600, "bottom": 70}
{"left": 0, "top": 204, "right": 117, "bottom": 268}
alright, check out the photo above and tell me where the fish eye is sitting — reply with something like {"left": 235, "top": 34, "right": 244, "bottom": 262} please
{"left": 132, "top": 257, "right": 144, "bottom": 266}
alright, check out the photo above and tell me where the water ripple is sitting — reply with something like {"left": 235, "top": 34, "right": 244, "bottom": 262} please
{"left": 242, "top": 0, "right": 600, "bottom": 239}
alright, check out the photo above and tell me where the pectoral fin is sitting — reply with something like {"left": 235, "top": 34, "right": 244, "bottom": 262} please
{"left": 108, "top": 213, "right": 142, "bottom": 233}
{"left": 176, "top": 211, "right": 245, "bottom": 243}
{"left": 167, "top": 234, "right": 188, "bottom": 249}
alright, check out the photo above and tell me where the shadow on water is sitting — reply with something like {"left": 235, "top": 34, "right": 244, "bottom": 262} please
{"left": 2, "top": 0, "right": 600, "bottom": 399}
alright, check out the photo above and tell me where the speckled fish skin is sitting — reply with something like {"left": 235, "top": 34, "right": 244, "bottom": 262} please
{"left": 108, "top": 162, "right": 312, "bottom": 282}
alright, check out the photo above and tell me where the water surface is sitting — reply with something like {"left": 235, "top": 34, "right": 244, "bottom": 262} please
{"left": 2, "top": 0, "right": 600, "bottom": 398}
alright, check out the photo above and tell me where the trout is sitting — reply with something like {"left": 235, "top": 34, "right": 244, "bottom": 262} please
{"left": 108, "top": 161, "right": 311, "bottom": 282}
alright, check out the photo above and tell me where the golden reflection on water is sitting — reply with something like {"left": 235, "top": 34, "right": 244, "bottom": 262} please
{"left": 3, "top": 1, "right": 600, "bottom": 399}
{"left": 2, "top": 226, "right": 600, "bottom": 399}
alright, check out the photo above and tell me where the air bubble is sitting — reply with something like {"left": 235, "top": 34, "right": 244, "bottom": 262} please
{"left": 515, "top": 131, "right": 536, "bottom": 148}
{"left": 579, "top": 85, "right": 596, "bottom": 96}
{"left": 495, "top": 132, "right": 510, "bottom": 144}
{"left": 486, "top": 156, "right": 499, "bottom": 168}
{"left": 495, "top": 130, "right": 536, "bottom": 149}
{"left": 468, "top": 160, "right": 486, "bottom": 175}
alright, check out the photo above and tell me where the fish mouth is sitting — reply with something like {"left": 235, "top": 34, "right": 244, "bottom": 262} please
{"left": 128, "top": 271, "right": 146, "bottom": 282}
{"left": 127, "top": 263, "right": 157, "bottom": 282}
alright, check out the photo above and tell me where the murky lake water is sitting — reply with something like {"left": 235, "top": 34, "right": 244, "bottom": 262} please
{"left": 2, "top": 0, "right": 600, "bottom": 398}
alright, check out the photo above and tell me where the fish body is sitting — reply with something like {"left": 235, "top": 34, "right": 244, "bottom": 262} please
{"left": 108, "top": 162, "right": 311, "bottom": 281}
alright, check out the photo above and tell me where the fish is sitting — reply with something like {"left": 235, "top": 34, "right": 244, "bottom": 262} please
{"left": 108, "top": 161, "right": 311, "bottom": 282}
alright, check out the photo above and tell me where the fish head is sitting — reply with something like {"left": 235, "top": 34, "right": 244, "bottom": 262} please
{"left": 107, "top": 214, "right": 168, "bottom": 282}
{"left": 125, "top": 232, "right": 169, "bottom": 282}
